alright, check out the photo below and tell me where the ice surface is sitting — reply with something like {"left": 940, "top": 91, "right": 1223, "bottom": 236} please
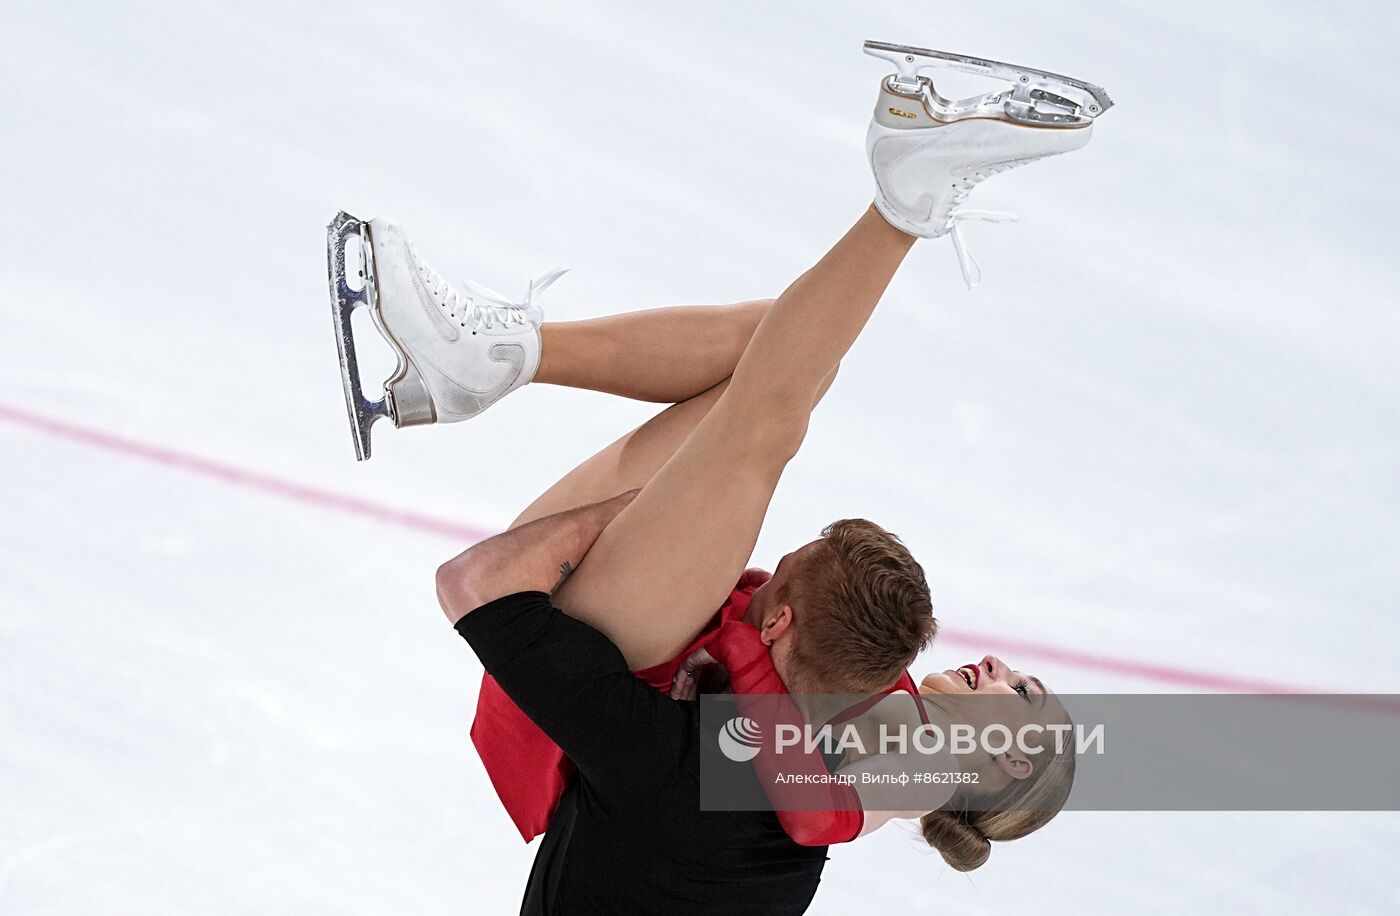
{"left": 2, "top": 1, "right": 1398, "bottom": 912}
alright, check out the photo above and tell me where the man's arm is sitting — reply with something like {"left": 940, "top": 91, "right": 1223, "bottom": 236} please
{"left": 435, "top": 489, "right": 637, "bottom": 625}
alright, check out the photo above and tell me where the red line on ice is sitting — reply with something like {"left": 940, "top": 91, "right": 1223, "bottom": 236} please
{"left": 0, "top": 401, "right": 491, "bottom": 544}
{"left": 3, "top": 400, "right": 1392, "bottom": 707}
{"left": 933, "top": 628, "right": 1301, "bottom": 692}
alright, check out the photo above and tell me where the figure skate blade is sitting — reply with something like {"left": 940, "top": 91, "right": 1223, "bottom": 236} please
{"left": 326, "top": 210, "right": 393, "bottom": 461}
{"left": 864, "top": 40, "right": 1114, "bottom": 120}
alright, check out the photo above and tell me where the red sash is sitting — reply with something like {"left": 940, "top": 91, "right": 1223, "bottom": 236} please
{"left": 469, "top": 568, "right": 921, "bottom": 843}
{"left": 470, "top": 570, "right": 770, "bottom": 842}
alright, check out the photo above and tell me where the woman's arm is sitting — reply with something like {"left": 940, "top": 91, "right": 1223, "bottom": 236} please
{"left": 699, "top": 625, "right": 956, "bottom": 843}
{"left": 837, "top": 754, "right": 950, "bottom": 838}
{"left": 704, "top": 622, "right": 864, "bottom": 846}
{"left": 436, "top": 489, "right": 637, "bottom": 624}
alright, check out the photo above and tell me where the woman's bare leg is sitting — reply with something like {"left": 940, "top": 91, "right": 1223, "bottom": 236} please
{"left": 510, "top": 300, "right": 772, "bottom": 530}
{"left": 535, "top": 301, "right": 769, "bottom": 402}
{"left": 554, "top": 206, "right": 916, "bottom": 668}
{"left": 511, "top": 367, "right": 838, "bottom": 530}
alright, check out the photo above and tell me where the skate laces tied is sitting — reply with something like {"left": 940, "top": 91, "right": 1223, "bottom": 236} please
{"left": 418, "top": 249, "right": 567, "bottom": 330}
{"left": 947, "top": 208, "right": 1018, "bottom": 289}
{"left": 458, "top": 268, "right": 569, "bottom": 329}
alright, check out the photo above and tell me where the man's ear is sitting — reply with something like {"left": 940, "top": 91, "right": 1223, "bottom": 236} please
{"left": 761, "top": 605, "right": 794, "bottom": 646}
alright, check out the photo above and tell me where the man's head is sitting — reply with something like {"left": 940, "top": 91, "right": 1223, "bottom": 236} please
{"left": 743, "top": 518, "right": 935, "bottom": 693}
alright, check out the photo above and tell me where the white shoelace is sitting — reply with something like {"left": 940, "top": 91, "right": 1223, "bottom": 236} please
{"left": 947, "top": 208, "right": 1018, "bottom": 289}
{"left": 459, "top": 268, "right": 568, "bottom": 328}
{"left": 416, "top": 249, "right": 567, "bottom": 330}
{"left": 941, "top": 156, "right": 1044, "bottom": 288}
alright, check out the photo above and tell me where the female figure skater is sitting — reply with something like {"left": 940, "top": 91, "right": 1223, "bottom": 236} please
{"left": 339, "top": 41, "right": 1105, "bottom": 913}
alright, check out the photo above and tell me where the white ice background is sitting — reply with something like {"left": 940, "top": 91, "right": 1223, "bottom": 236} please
{"left": 2, "top": 1, "right": 1398, "bottom": 913}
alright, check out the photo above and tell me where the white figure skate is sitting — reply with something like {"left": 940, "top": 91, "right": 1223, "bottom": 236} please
{"left": 863, "top": 40, "right": 1113, "bottom": 287}
{"left": 325, "top": 211, "right": 565, "bottom": 460}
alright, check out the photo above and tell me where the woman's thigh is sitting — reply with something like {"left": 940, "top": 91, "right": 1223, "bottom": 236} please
{"left": 538, "top": 367, "right": 837, "bottom": 670}
{"left": 550, "top": 389, "right": 796, "bottom": 670}
{"left": 509, "top": 381, "right": 729, "bottom": 530}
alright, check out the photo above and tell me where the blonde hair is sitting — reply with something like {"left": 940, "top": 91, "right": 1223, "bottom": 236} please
{"left": 920, "top": 719, "right": 1077, "bottom": 871}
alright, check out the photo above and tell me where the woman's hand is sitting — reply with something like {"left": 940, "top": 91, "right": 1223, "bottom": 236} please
{"left": 669, "top": 646, "right": 720, "bottom": 701}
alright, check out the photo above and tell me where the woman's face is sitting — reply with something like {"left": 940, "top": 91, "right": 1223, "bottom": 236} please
{"left": 920, "top": 655, "right": 1046, "bottom": 702}
{"left": 921, "top": 656, "right": 1063, "bottom": 746}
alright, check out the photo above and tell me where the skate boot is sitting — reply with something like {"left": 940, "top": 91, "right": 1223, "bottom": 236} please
{"left": 863, "top": 40, "right": 1113, "bottom": 287}
{"left": 325, "top": 211, "right": 565, "bottom": 459}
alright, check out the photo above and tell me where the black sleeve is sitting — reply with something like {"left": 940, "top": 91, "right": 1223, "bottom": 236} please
{"left": 456, "top": 591, "right": 694, "bottom": 788}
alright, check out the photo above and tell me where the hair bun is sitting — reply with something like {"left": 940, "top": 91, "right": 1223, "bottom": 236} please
{"left": 920, "top": 811, "right": 991, "bottom": 872}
